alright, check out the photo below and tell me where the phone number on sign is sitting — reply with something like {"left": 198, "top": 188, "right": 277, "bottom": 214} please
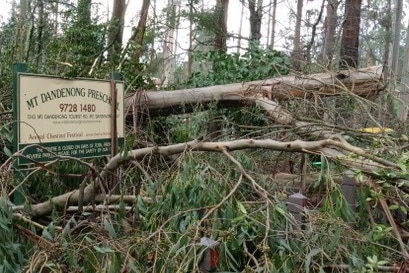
{"left": 59, "top": 103, "right": 96, "bottom": 112}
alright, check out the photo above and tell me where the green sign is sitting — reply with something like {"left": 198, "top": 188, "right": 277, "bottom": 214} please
{"left": 14, "top": 71, "right": 124, "bottom": 165}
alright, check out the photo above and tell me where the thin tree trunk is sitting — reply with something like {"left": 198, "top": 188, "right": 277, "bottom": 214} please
{"left": 215, "top": 0, "right": 229, "bottom": 52}
{"left": 149, "top": 0, "right": 157, "bottom": 66}
{"left": 24, "top": 0, "right": 35, "bottom": 62}
{"left": 132, "top": 0, "right": 151, "bottom": 62}
{"left": 162, "top": 0, "right": 176, "bottom": 87}
{"left": 388, "top": 0, "right": 403, "bottom": 116}
{"left": 237, "top": 2, "right": 244, "bottom": 54}
{"left": 322, "top": 0, "right": 339, "bottom": 68}
{"left": 187, "top": 1, "right": 193, "bottom": 76}
{"left": 380, "top": 0, "right": 392, "bottom": 124}
{"left": 292, "top": 0, "right": 304, "bottom": 71}
{"left": 397, "top": 18, "right": 409, "bottom": 122}
{"left": 248, "top": 0, "right": 263, "bottom": 42}
{"left": 382, "top": 0, "right": 392, "bottom": 72}
{"left": 390, "top": 0, "right": 402, "bottom": 78}
{"left": 53, "top": 0, "right": 58, "bottom": 35}
{"left": 305, "top": 0, "right": 325, "bottom": 65}
{"left": 107, "top": 0, "right": 126, "bottom": 62}
{"left": 36, "top": 0, "right": 45, "bottom": 68}
{"left": 173, "top": 3, "right": 180, "bottom": 58}
{"left": 269, "top": 0, "right": 277, "bottom": 49}
{"left": 14, "top": 0, "right": 29, "bottom": 61}
{"left": 267, "top": 0, "right": 271, "bottom": 48}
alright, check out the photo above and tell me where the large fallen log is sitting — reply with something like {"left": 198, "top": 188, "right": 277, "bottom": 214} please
{"left": 126, "top": 66, "right": 384, "bottom": 117}
{"left": 20, "top": 136, "right": 399, "bottom": 216}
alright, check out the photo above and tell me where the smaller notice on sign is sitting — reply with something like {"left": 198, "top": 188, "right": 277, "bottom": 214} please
{"left": 16, "top": 73, "right": 124, "bottom": 165}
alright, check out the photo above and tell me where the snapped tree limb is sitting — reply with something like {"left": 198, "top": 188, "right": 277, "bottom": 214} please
{"left": 127, "top": 65, "right": 384, "bottom": 117}
{"left": 23, "top": 137, "right": 399, "bottom": 216}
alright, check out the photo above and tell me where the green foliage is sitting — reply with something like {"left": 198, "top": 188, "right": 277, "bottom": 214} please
{"left": 24, "top": 161, "right": 89, "bottom": 203}
{"left": 44, "top": 5, "right": 105, "bottom": 78}
{"left": 0, "top": 0, "right": 408, "bottom": 272}
{"left": 1, "top": 150, "right": 408, "bottom": 272}
{"left": 188, "top": 41, "right": 291, "bottom": 87}
{"left": 0, "top": 198, "right": 25, "bottom": 272}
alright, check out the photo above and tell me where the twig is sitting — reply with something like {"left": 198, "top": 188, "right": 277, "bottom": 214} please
{"left": 368, "top": 178, "right": 409, "bottom": 260}
{"left": 64, "top": 204, "right": 133, "bottom": 212}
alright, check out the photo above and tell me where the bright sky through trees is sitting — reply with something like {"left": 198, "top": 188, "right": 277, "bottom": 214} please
{"left": 0, "top": 0, "right": 303, "bottom": 53}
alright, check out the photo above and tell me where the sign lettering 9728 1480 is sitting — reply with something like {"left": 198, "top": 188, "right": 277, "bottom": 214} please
{"left": 16, "top": 73, "right": 124, "bottom": 165}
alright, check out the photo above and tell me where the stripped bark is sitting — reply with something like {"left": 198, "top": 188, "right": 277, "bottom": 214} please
{"left": 127, "top": 66, "right": 384, "bottom": 117}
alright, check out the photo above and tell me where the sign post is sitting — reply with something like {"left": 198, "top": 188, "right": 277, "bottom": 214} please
{"left": 12, "top": 63, "right": 28, "bottom": 204}
{"left": 14, "top": 72, "right": 124, "bottom": 165}
{"left": 12, "top": 65, "right": 125, "bottom": 203}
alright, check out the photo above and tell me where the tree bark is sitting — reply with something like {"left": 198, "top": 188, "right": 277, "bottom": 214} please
{"left": 162, "top": 0, "right": 176, "bottom": 87}
{"left": 107, "top": 0, "right": 126, "bottom": 62}
{"left": 390, "top": 0, "right": 402, "bottom": 78}
{"left": 248, "top": 0, "right": 263, "bottom": 42}
{"left": 126, "top": 66, "right": 384, "bottom": 117}
{"left": 339, "top": 0, "right": 362, "bottom": 68}
{"left": 387, "top": 0, "right": 403, "bottom": 116}
{"left": 35, "top": 0, "right": 45, "bottom": 68}
{"left": 187, "top": 1, "right": 194, "bottom": 76}
{"left": 397, "top": 18, "right": 409, "bottom": 122}
{"left": 14, "top": 0, "right": 29, "bottom": 61}
{"left": 292, "top": 0, "right": 304, "bottom": 71}
{"left": 322, "top": 0, "right": 339, "bottom": 68}
{"left": 132, "top": 0, "right": 150, "bottom": 62}
{"left": 215, "top": 0, "right": 229, "bottom": 52}
{"left": 268, "top": 0, "right": 277, "bottom": 49}
{"left": 237, "top": 2, "right": 245, "bottom": 53}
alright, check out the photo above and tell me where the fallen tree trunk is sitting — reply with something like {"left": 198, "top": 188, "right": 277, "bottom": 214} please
{"left": 16, "top": 66, "right": 390, "bottom": 216}
{"left": 126, "top": 65, "right": 384, "bottom": 117}
{"left": 21, "top": 136, "right": 400, "bottom": 216}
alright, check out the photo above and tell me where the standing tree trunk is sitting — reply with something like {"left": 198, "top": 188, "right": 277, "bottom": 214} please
{"left": 24, "top": 0, "right": 35, "bottom": 62}
{"left": 187, "top": 0, "right": 194, "bottom": 77}
{"left": 387, "top": 0, "right": 403, "bottom": 117}
{"left": 14, "top": 0, "right": 29, "bottom": 61}
{"left": 292, "top": 0, "right": 304, "bottom": 71}
{"left": 162, "top": 0, "right": 176, "bottom": 87}
{"left": 107, "top": 0, "right": 126, "bottom": 62}
{"left": 215, "top": 0, "right": 229, "bottom": 52}
{"left": 338, "top": 0, "right": 362, "bottom": 127}
{"left": 390, "top": 0, "right": 402, "bottom": 78}
{"left": 132, "top": 0, "right": 150, "bottom": 62}
{"left": 236, "top": 2, "right": 244, "bottom": 53}
{"left": 16, "top": 0, "right": 28, "bottom": 60}
{"left": 248, "top": 0, "right": 263, "bottom": 42}
{"left": 381, "top": 0, "right": 400, "bottom": 117}
{"left": 379, "top": 0, "right": 392, "bottom": 124}
{"left": 36, "top": 0, "right": 45, "bottom": 68}
{"left": 382, "top": 0, "right": 392, "bottom": 71}
{"left": 397, "top": 20, "right": 409, "bottom": 122}
{"left": 269, "top": 0, "right": 277, "bottom": 49}
{"left": 322, "top": 0, "right": 339, "bottom": 68}
{"left": 52, "top": 0, "right": 58, "bottom": 35}
{"left": 339, "top": 0, "right": 362, "bottom": 69}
